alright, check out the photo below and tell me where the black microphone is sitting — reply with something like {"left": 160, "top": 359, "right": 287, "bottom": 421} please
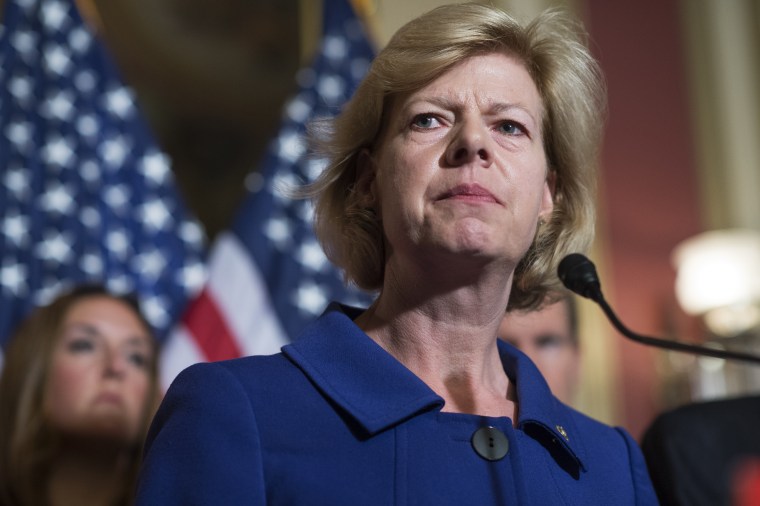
{"left": 558, "top": 253, "right": 760, "bottom": 365}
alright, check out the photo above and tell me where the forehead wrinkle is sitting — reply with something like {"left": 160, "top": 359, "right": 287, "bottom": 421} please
{"left": 408, "top": 90, "right": 542, "bottom": 126}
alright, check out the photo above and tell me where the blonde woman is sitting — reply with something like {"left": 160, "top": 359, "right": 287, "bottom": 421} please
{"left": 137, "top": 4, "right": 657, "bottom": 504}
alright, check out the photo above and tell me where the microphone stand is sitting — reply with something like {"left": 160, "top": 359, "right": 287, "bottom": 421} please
{"left": 559, "top": 253, "right": 760, "bottom": 365}
{"left": 595, "top": 292, "right": 760, "bottom": 364}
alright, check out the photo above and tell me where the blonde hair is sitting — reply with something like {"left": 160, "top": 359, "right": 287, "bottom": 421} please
{"left": 308, "top": 3, "right": 606, "bottom": 311}
{"left": 0, "top": 286, "right": 160, "bottom": 506}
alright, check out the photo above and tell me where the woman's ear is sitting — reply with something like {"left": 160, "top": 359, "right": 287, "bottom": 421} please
{"left": 356, "top": 149, "right": 378, "bottom": 209}
{"left": 538, "top": 169, "right": 556, "bottom": 220}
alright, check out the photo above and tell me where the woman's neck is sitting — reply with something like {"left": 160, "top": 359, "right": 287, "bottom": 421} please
{"left": 355, "top": 256, "right": 518, "bottom": 420}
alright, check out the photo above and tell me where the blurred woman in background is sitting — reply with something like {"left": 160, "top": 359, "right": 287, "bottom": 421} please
{"left": 0, "top": 285, "right": 160, "bottom": 506}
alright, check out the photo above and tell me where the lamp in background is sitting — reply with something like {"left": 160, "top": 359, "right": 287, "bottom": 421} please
{"left": 673, "top": 229, "right": 760, "bottom": 337}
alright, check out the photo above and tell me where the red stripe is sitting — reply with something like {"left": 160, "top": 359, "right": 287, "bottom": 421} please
{"left": 182, "top": 287, "right": 242, "bottom": 361}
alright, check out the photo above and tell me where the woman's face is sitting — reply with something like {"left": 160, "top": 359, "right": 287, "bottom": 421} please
{"left": 369, "top": 53, "right": 553, "bottom": 270}
{"left": 43, "top": 296, "right": 155, "bottom": 443}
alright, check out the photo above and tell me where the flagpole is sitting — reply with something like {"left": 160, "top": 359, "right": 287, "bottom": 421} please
{"left": 299, "top": 0, "right": 322, "bottom": 64}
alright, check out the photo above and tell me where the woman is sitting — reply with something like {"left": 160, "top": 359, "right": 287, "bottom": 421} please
{"left": 137, "top": 4, "right": 658, "bottom": 504}
{"left": 0, "top": 285, "right": 160, "bottom": 506}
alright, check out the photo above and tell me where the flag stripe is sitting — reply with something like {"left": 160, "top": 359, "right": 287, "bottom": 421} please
{"left": 159, "top": 0, "right": 376, "bottom": 388}
{"left": 203, "top": 233, "right": 288, "bottom": 357}
{"left": 182, "top": 287, "right": 241, "bottom": 362}
{"left": 159, "top": 326, "right": 204, "bottom": 389}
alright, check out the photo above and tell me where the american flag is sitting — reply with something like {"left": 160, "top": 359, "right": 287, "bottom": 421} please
{"left": 0, "top": 0, "right": 207, "bottom": 362}
{"left": 160, "top": 0, "right": 377, "bottom": 387}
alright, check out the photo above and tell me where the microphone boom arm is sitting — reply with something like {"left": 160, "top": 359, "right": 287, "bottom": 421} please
{"left": 558, "top": 253, "right": 760, "bottom": 365}
{"left": 596, "top": 292, "right": 760, "bottom": 364}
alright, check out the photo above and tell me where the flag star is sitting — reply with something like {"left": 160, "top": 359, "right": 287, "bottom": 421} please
{"left": 141, "top": 294, "right": 170, "bottom": 329}
{"left": 16, "top": 0, "right": 36, "bottom": 10}
{"left": 68, "top": 27, "right": 91, "bottom": 53}
{"left": 80, "top": 160, "right": 101, "bottom": 183}
{"left": 35, "top": 280, "right": 66, "bottom": 306}
{"left": 104, "top": 185, "right": 129, "bottom": 211}
{"left": 296, "top": 200, "right": 314, "bottom": 223}
{"left": 80, "top": 206, "right": 100, "bottom": 228}
{"left": 305, "top": 157, "right": 327, "bottom": 182}
{"left": 11, "top": 30, "right": 36, "bottom": 56}
{"left": 44, "top": 90, "right": 75, "bottom": 120}
{"left": 3, "top": 168, "right": 28, "bottom": 197}
{"left": 141, "top": 152, "right": 171, "bottom": 184}
{"left": 244, "top": 171, "right": 265, "bottom": 193}
{"left": 1, "top": 263, "right": 27, "bottom": 296}
{"left": 35, "top": 232, "right": 73, "bottom": 263}
{"left": 100, "top": 135, "right": 130, "bottom": 167}
{"left": 317, "top": 74, "right": 345, "bottom": 103}
{"left": 297, "top": 241, "right": 328, "bottom": 272}
{"left": 9, "top": 75, "right": 32, "bottom": 102}
{"left": 44, "top": 44, "right": 72, "bottom": 76}
{"left": 139, "top": 200, "right": 172, "bottom": 231}
{"left": 76, "top": 114, "right": 98, "bottom": 137}
{"left": 43, "top": 135, "right": 75, "bottom": 167}
{"left": 179, "top": 221, "right": 205, "bottom": 247}
{"left": 177, "top": 262, "right": 207, "bottom": 291}
{"left": 106, "top": 229, "right": 131, "bottom": 258}
{"left": 105, "top": 87, "right": 135, "bottom": 118}
{"left": 74, "top": 69, "right": 97, "bottom": 93}
{"left": 5, "top": 120, "right": 33, "bottom": 148}
{"left": 294, "top": 282, "right": 328, "bottom": 316}
{"left": 264, "top": 216, "right": 292, "bottom": 247}
{"left": 80, "top": 252, "right": 103, "bottom": 275}
{"left": 3, "top": 214, "right": 29, "bottom": 246}
{"left": 42, "top": 0, "right": 68, "bottom": 31}
{"left": 106, "top": 275, "right": 134, "bottom": 295}
{"left": 277, "top": 131, "right": 305, "bottom": 164}
{"left": 323, "top": 35, "right": 348, "bottom": 61}
{"left": 271, "top": 172, "right": 300, "bottom": 202}
{"left": 133, "top": 250, "right": 166, "bottom": 279}
{"left": 39, "top": 183, "right": 75, "bottom": 214}
{"left": 286, "top": 96, "right": 312, "bottom": 123}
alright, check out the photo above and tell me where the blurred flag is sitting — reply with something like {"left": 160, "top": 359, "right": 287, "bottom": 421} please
{"left": 160, "top": 0, "right": 376, "bottom": 388}
{"left": 0, "top": 0, "right": 207, "bottom": 363}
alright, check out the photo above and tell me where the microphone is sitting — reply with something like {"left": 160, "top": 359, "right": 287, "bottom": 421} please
{"left": 558, "top": 253, "right": 760, "bottom": 365}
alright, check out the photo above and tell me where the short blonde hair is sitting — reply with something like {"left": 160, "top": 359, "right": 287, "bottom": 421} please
{"left": 308, "top": 3, "right": 606, "bottom": 311}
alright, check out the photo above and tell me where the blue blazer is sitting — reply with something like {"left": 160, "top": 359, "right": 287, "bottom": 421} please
{"left": 137, "top": 304, "right": 658, "bottom": 505}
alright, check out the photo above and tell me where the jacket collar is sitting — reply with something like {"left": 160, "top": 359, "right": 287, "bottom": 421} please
{"left": 282, "top": 303, "right": 586, "bottom": 472}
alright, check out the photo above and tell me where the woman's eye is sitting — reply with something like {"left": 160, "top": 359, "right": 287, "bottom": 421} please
{"left": 498, "top": 121, "right": 526, "bottom": 136}
{"left": 67, "top": 338, "right": 95, "bottom": 353}
{"left": 127, "top": 351, "right": 151, "bottom": 369}
{"left": 411, "top": 114, "right": 440, "bottom": 129}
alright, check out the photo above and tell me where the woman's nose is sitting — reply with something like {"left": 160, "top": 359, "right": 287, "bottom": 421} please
{"left": 444, "top": 120, "right": 493, "bottom": 167}
{"left": 103, "top": 349, "right": 127, "bottom": 377}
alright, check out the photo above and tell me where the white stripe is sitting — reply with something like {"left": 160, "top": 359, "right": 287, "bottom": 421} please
{"left": 159, "top": 326, "right": 205, "bottom": 390}
{"left": 158, "top": 232, "right": 288, "bottom": 390}
{"left": 207, "top": 233, "right": 288, "bottom": 356}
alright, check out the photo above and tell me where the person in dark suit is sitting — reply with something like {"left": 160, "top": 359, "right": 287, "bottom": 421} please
{"left": 642, "top": 394, "right": 760, "bottom": 506}
{"left": 136, "top": 3, "right": 657, "bottom": 504}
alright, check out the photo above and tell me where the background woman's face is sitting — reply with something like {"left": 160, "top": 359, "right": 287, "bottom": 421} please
{"left": 44, "top": 296, "right": 155, "bottom": 443}
{"left": 370, "top": 52, "right": 553, "bottom": 271}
